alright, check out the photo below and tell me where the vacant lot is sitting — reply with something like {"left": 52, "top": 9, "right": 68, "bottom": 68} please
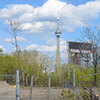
{"left": 0, "top": 81, "right": 100, "bottom": 100}
{"left": 0, "top": 81, "right": 63, "bottom": 100}
{"left": 20, "top": 87, "right": 100, "bottom": 100}
{"left": 20, "top": 87, "right": 63, "bottom": 100}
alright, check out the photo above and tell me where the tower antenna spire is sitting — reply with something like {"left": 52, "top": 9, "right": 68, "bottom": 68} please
{"left": 57, "top": 3, "right": 59, "bottom": 30}
{"left": 55, "top": 1, "right": 61, "bottom": 37}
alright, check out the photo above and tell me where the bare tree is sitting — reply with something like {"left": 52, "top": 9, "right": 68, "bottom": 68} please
{"left": 3, "top": 19, "right": 25, "bottom": 84}
{"left": 79, "top": 26, "right": 100, "bottom": 86}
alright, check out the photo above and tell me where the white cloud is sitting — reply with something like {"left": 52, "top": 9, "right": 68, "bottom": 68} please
{"left": 60, "top": 39, "right": 66, "bottom": 45}
{"left": 0, "top": 45, "right": 3, "bottom": 49}
{"left": 26, "top": 38, "right": 66, "bottom": 52}
{"left": 0, "top": 45, "right": 5, "bottom": 50}
{"left": 26, "top": 44, "right": 39, "bottom": 50}
{"left": 45, "top": 38, "right": 56, "bottom": 46}
{"left": 2, "top": 36, "right": 27, "bottom": 42}
{"left": 26, "top": 44, "right": 57, "bottom": 52}
{"left": 17, "top": 36, "right": 27, "bottom": 42}
{"left": 45, "top": 37, "right": 66, "bottom": 46}
{"left": 22, "top": 21, "right": 56, "bottom": 35}
{"left": 2, "top": 38, "right": 12, "bottom": 43}
{"left": 0, "top": 0, "right": 100, "bottom": 36}
{"left": 0, "top": 4, "right": 34, "bottom": 19}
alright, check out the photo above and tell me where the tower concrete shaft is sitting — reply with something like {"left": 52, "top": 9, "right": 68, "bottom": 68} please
{"left": 57, "top": 36, "right": 61, "bottom": 74}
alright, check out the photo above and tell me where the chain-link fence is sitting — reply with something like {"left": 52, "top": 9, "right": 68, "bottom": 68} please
{"left": 0, "top": 70, "right": 100, "bottom": 100}
{"left": 19, "top": 76, "right": 64, "bottom": 100}
{"left": 0, "top": 70, "right": 19, "bottom": 100}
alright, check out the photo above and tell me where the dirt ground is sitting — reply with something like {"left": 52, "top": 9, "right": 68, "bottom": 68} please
{"left": 0, "top": 81, "right": 63, "bottom": 100}
{"left": 0, "top": 81, "right": 100, "bottom": 100}
{"left": 20, "top": 87, "right": 100, "bottom": 100}
{"left": 20, "top": 87, "right": 63, "bottom": 100}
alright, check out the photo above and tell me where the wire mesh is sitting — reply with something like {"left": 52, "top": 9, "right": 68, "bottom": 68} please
{"left": 20, "top": 87, "right": 63, "bottom": 100}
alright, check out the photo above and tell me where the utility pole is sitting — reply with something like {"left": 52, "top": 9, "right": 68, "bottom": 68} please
{"left": 55, "top": 4, "right": 61, "bottom": 82}
{"left": 73, "top": 67, "right": 76, "bottom": 99}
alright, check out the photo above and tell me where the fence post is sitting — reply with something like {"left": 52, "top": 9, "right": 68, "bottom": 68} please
{"left": 73, "top": 67, "right": 76, "bottom": 99}
{"left": 30, "top": 76, "right": 33, "bottom": 100}
{"left": 16, "top": 70, "right": 19, "bottom": 100}
{"left": 48, "top": 77, "right": 51, "bottom": 100}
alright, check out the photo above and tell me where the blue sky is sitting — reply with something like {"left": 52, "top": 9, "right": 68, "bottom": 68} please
{"left": 0, "top": 0, "right": 100, "bottom": 60}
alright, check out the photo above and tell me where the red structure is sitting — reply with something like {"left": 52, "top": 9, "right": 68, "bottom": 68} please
{"left": 68, "top": 41, "right": 93, "bottom": 66}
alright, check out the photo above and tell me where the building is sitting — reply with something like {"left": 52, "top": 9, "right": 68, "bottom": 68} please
{"left": 68, "top": 41, "right": 93, "bottom": 68}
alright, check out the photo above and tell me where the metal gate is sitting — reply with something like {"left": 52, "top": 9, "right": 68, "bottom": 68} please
{"left": 0, "top": 70, "right": 19, "bottom": 100}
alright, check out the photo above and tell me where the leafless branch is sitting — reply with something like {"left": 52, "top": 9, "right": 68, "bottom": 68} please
{"left": 80, "top": 72, "right": 100, "bottom": 78}
{"left": 10, "top": 42, "right": 16, "bottom": 46}
{"left": 2, "top": 27, "right": 15, "bottom": 37}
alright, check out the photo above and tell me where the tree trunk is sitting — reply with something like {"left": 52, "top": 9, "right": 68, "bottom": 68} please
{"left": 93, "top": 46, "right": 97, "bottom": 87}
{"left": 26, "top": 74, "right": 29, "bottom": 85}
{"left": 22, "top": 71, "right": 25, "bottom": 85}
{"left": 18, "top": 50, "right": 25, "bottom": 85}
{"left": 94, "top": 65, "right": 97, "bottom": 86}
{"left": 45, "top": 67, "right": 47, "bottom": 86}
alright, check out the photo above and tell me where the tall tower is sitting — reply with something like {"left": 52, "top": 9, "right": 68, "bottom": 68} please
{"left": 55, "top": 4, "right": 61, "bottom": 81}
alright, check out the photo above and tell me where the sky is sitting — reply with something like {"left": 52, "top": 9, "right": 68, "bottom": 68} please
{"left": 0, "top": 0, "right": 100, "bottom": 61}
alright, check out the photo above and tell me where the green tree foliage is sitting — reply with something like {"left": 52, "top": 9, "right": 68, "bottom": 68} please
{"left": 58, "top": 89, "right": 75, "bottom": 100}
{"left": 1, "top": 50, "right": 55, "bottom": 86}
{"left": 0, "top": 48, "right": 2, "bottom": 53}
{"left": 1, "top": 50, "right": 100, "bottom": 87}
{"left": 62, "top": 64, "right": 96, "bottom": 87}
{"left": 79, "top": 26, "right": 100, "bottom": 86}
{"left": 0, "top": 54, "right": 18, "bottom": 75}
{"left": 17, "top": 50, "right": 45, "bottom": 86}
{"left": 51, "top": 72, "right": 59, "bottom": 86}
